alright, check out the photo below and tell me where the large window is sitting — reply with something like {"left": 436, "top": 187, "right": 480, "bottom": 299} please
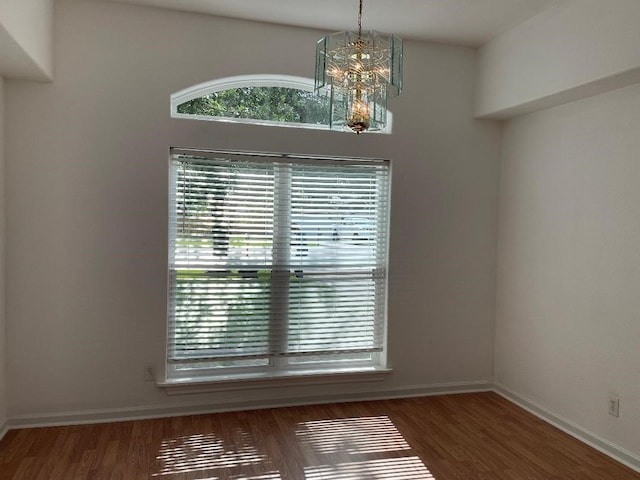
{"left": 167, "top": 149, "right": 391, "bottom": 381}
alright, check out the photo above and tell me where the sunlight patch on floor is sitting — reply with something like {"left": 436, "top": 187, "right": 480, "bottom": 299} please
{"left": 153, "top": 415, "right": 436, "bottom": 479}
{"left": 304, "top": 456, "right": 436, "bottom": 479}
{"left": 153, "top": 430, "right": 266, "bottom": 476}
{"left": 297, "top": 416, "right": 437, "bottom": 479}
{"left": 296, "top": 416, "right": 412, "bottom": 454}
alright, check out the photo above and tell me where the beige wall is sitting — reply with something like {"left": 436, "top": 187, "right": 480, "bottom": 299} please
{"left": 0, "top": 0, "right": 53, "bottom": 80}
{"left": 476, "top": 0, "right": 640, "bottom": 119}
{"left": 4, "top": 0, "right": 501, "bottom": 416}
{"left": 496, "top": 83, "right": 640, "bottom": 455}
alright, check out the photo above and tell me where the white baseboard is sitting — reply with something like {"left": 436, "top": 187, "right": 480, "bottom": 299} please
{"left": 8, "top": 380, "right": 492, "bottom": 430}
{"left": 494, "top": 384, "right": 640, "bottom": 474}
{"left": 0, "top": 417, "right": 8, "bottom": 442}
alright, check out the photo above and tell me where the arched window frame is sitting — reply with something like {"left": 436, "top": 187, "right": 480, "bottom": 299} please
{"left": 170, "top": 74, "right": 392, "bottom": 133}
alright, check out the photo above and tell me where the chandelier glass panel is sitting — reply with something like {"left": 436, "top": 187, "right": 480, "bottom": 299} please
{"left": 315, "top": 0, "right": 403, "bottom": 134}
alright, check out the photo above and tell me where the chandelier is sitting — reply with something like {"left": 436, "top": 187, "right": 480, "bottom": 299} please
{"left": 315, "top": 0, "right": 403, "bottom": 134}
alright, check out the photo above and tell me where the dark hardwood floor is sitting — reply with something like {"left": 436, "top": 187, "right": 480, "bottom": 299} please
{"left": 1, "top": 392, "right": 638, "bottom": 479}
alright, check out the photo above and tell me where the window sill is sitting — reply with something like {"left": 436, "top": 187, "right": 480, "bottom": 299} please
{"left": 157, "top": 366, "right": 392, "bottom": 395}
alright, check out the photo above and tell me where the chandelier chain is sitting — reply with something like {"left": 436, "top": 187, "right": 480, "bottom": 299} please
{"left": 358, "top": 0, "right": 363, "bottom": 37}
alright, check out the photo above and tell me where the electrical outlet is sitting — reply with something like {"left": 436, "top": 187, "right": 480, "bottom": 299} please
{"left": 144, "top": 364, "right": 155, "bottom": 382}
{"left": 608, "top": 394, "right": 620, "bottom": 417}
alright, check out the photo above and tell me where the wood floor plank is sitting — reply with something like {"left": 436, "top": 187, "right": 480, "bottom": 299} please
{"left": 1, "top": 392, "right": 639, "bottom": 479}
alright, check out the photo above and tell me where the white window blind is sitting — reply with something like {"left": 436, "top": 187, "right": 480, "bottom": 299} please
{"left": 168, "top": 148, "right": 390, "bottom": 377}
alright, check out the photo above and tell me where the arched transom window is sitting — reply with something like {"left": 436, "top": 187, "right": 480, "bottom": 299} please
{"left": 171, "top": 74, "right": 391, "bottom": 133}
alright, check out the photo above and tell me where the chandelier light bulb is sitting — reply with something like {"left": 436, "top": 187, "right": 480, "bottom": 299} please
{"left": 347, "top": 99, "right": 371, "bottom": 134}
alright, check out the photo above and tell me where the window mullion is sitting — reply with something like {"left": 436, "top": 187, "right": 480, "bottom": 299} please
{"left": 270, "top": 164, "right": 292, "bottom": 367}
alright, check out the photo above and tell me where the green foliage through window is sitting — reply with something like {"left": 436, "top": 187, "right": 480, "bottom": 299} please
{"left": 177, "top": 87, "right": 330, "bottom": 125}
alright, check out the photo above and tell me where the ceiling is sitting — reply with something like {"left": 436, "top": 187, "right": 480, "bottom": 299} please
{"left": 101, "top": 0, "right": 564, "bottom": 47}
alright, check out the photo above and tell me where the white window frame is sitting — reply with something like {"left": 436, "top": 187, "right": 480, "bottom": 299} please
{"left": 170, "top": 75, "right": 392, "bottom": 133}
{"left": 161, "top": 148, "right": 392, "bottom": 392}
